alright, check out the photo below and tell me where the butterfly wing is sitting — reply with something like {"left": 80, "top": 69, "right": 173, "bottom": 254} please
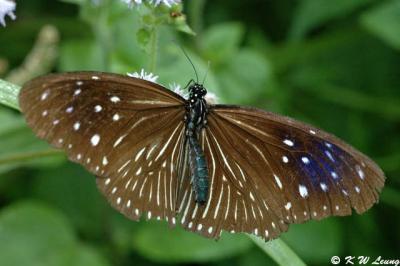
{"left": 19, "top": 72, "right": 187, "bottom": 225}
{"left": 178, "top": 104, "right": 385, "bottom": 240}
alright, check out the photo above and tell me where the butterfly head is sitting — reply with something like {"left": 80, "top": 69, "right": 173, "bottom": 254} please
{"left": 188, "top": 83, "right": 207, "bottom": 101}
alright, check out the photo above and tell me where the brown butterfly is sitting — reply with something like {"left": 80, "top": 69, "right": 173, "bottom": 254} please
{"left": 19, "top": 71, "right": 385, "bottom": 240}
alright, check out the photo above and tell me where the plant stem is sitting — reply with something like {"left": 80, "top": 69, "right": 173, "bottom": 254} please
{"left": 0, "top": 79, "right": 20, "bottom": 110}
{"left": 149, "top": 26, "right": 158, "bottom": 73}
{"left": 250, "top": 236, "right": 306, "bottom": 266}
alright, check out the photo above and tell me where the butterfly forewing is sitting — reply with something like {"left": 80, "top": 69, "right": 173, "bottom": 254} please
{"left": 19, "top": 72, "right": 187, "bottom": 225}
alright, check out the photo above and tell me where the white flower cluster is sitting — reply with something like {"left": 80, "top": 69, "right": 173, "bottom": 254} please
{"left": 0, "top": 0, "right": 16, "bottom": 27}
{"left": 121, "top": 0, "right": 180, "bottom": 8}
{"left": 127, "top": 69, "right": 218, "bottom": 103}
{"left": 169, "top": 82, "right": 188, "bottom": 99}
{"left": 127, "top": 69, "right": 159, "bottom": 83}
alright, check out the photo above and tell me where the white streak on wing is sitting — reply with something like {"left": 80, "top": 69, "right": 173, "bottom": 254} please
{"left": 202, "top": 134, "right": 216, "bottom": 218}
{"left": 179, "top": 188, "right": 188, "bottom": 213}
{"left": 210, "top": 131, "right": 237, "bottom": 180}
{"left": 125, "top": 178, "right": 132, "bottom": 189}
{"left": 257, "top": 206, "right": 264, "bottom": 219}
{"left": 225, "top": 117, "right": 273, "bottom": 139}
{"left": 135, "top": 147, "right": 146, "bottom": 162}
{"left": 234, "top": 201, "right": 238, "bottom": 221}
{"left": 169, "top": 126, "right": 184, "bottom": 211}
{"left": 224, "top": 184, "right": 231, "bottom": 220}
{"left": 118, "top": 160, "right": 131, "bottom": 173}
{"left": 163, "top": 171, "right": 168, "bottom": 209}
{"left": 181, "top": 190, "right": 193, "bottom": 224}
{"left": 139, "top": 177, "right": 148, "bottom": 198}
{"left": 131, "top": 180, "right": 138, "bottom": 192}
{"left": 114, "top": 134, "right": 127, "bottom": 147}
{"left": 130, "top": 100, "right": 176, "bottom": 105}
{"left": 263, "top": 200, "right": 269, "bottom": 211}
{"left": 242, "top": 200, "right": 248, "bottom": 221}
{"left": 155, "top": 124, "right": 180, "bottom": 161}
{"left": 191, "top": 204, "right": 198, "bottom": 219}
{"left": 146, "top": 143, "right": 158, "bottom": 160}
{"left": 149, "top": 182, "right": 153, "bottom": 202}
{"left": 213, "top": 183, "right": 224, "bottom": 219}
{"left": 251, "top": 204, "right": 257, "bottom": 219}
{"left": 274, "top": 174, "right": 283, "bottom": 189}
{"left": 169, "top": 165, "right": 173, "bottom": 211}
{"left": 157, "top": 172, "right": 161, "bottom": 206}
{"left": 235, "top": 162, "right": 247, "bottom": 182}
{"left": 251, "top": 143, "right": 272, "bottom": 169}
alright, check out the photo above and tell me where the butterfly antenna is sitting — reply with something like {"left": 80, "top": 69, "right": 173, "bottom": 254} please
{"left": 177, "top": 44, "right": 199, "bottom": 84}
{"left": 202, "top": 61, "right": 210, "bottom": 85}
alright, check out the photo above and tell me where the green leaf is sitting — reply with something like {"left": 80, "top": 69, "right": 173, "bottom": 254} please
{"left": 360, "top": 0, "right": 400, "bottom": 49}
{"left": 136, "top": 27, "right": 152, "bottom": 50}
{"left": 59, "top": 40, "right": 105, "bottom": 71}
{"left": 0, "top": 201, "right": 109, "bottom": 266}
{"left": 217, "top": 49, "right": 272, "bottom": 104}
{"left": 282, "top": 219, "right": 343, "bottom": 263}
{"left": 31, "top": 162, "right": 108, "bottom": 238}
{"left": 201, "top": 22, "right": 244, "bottom": 63}
{"left": 288, "top": 0, "right": 373, "bottom": 41}
{"left": 0, "top": 109, "right": 64, "bottom": 174}
{"left": 132, "top": 221, "right": 252, "bottom": 263}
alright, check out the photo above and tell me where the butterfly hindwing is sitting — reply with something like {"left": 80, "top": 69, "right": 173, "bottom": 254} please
{"left": 19, "top": 72, "right": 187, "bottom": 225}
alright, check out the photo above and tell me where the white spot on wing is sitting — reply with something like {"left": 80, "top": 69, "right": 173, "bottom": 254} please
{"left": 73, "top": 122, "right": 80, "bottom": 131}
{"left": 301, "top": 156, "right": 310, "bottom": 164}
{"left": 91, "top": 134, "right": 100, "bottom": 146}
{"left": 331, "top": 171, "right": 338, "bottom": 179}
{"left": 110, "top": 96, "right": 120, "bottom": 103}
{"left": 283, "top": 139, "right": 294, "bottom": 147}
{"left": 299, "top": 185, "right": 308, "bottom": 198}
{"left": 282, "top": 156, "right": 289, "bottom": 163}
{"left": 92, "top": 75, "right": 100, "bottom": 80}
{"left": 94, "top": 105, "right": 102, "bottom": 112}
{"left": 113, "top": 113, "right": 120, "bottom": 121}
{"left": 356, "top": 165, "right": 365, "bottom": 180}
{"left": 41, "top": 90, "right": 49, "bottom": 101}
{"left": 285, "top": 202, "right": 292, "bottom": 210}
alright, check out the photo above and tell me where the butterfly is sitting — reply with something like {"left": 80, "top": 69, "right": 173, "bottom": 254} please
{"left": 19, "top": 71, "right": 385, "bottom": 241}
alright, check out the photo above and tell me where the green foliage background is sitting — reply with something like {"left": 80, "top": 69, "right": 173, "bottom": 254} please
{"left": 0, "top": 0, "right": 399, "bottom": 265}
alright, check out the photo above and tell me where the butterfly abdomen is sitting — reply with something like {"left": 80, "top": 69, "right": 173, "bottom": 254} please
{"left": 189, "top": 135, "right": 209, "bottom": 204}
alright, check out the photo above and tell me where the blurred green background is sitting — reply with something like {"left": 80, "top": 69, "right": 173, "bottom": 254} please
{"left": 0, "top": 0, "right": 399, "bottom": 265}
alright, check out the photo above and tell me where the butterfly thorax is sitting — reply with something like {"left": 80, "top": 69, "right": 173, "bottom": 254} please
{"left": 186, "top": 83, "right": 209, "bottom": 204}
